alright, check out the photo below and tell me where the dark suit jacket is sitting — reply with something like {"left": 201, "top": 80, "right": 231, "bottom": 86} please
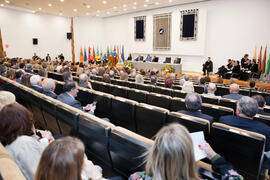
{"left": 177, "top": 110, "right": 214, "bottom": 124}
{"left": 251, "top": 64, "right": 259, "bottom": 73}
{"left": 222, "top": 93, "right": 243, "bottom": 101}
{"left": 43, "top": 91, "right": 57, "bottom": 99}
{"left": 219, "top": 115, "right": 270, "bottom": 151}
{"left": 232, "top": 65, "right": 240, "bottom": 74}
{"left": 30, "top": 85, "right": 43, "bottom": 93}
{"left": 57, "top": 92, "right": 83, "bottom": 111}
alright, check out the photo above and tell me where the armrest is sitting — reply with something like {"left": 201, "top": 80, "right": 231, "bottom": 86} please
{"left": 196, "top": 161, "right": 214, "bottom": 173}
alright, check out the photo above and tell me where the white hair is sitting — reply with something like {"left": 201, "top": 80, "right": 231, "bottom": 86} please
{"left": 182, "top": 81, "right": 194, "bottom": 93}
{"left": 30, "top": 75, "right": 41, "bottom": 86}
{"left": 135, "top": 74, "right": 144, "bottom": 84}
{"left": 42, "top": 78, "right": 55, "bottom": 92}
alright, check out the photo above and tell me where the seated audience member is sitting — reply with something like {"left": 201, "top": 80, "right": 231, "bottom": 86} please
{"left": 120, "top": 72, "right": 129, "bottom": 81}
{"left": 219, "top": 96, "right": 270, "bottom": 151}
{"left": 38, "top": 68, "right": 47, "bottom": 77}
{"left": 178, "top": 93, "right": 214, "bottom": 123}
{"left": 204, "top": 83, "right": 221, "bottom": 98}
{"left": 199, "top": 77, "right": 208, "bottom": 94}
{"left": 249, "top": 80, "right": 256, "bottom": 89}
{"left": 222, "top": 83, "right": 243, "bottom": 100}
{"left": 150, "top": 76, "right": 157, "bottom": 86}
{"left": 25, "top": 64, "right": 34, "bottom": 74}
{"left": 15, "top": 69, "right": 24, "bottom": 83}
{"left": 184, "top": 74, "right": 189, "bottom": 81}
{"left": 0, "top": 91, "right": 16, "bottom": 111}
{"left": 0, "top": 64, "right": 7, "bottom": 76}
{"left": 135, "top": 74, "right": 144, "bottom": 84}
{"left": 20, "top": 74, "right": 32, "bottom": 87}
{"left": 145, "top": 54, "right": 152, "bottom": 62}
{"left": 103, "top": 74, "right": 111, "bottom": 83}
{"left": 6, "top": 69, "right": 16, "bottom": 81}
{"left": 42, "top": 78, "right": 57, "bottom": 99}
{"left": 182, "top": 81, "right": 194, "bottom": 93}
{"left": 57, "top": 81, "right": 95, "bottom": 113}
{"left": 0, "top": 103, "right": 54, "bottom": 180}
{"left": 252, "top": 95, "right": 270, "bottom": 116}
{"left": 109, "top": 70, "right": 115, "bottom": 78}
{"left": 63, "top": 72, "right": 73, "bottom": 82}
{"left": 202, "top": 57, "right": 213, "bottom": 75}
{"left": 217, "top": 77, "right": 224, "bottom": 85}
{"left": 129, "top": 123, "right": 242, "bottom": 180}
{"left": 130, "top": 71, "right": 136, "bottom": 78}
{"left": 35, "top": 137, "right": 103, "bottom": 180}
{"left": 30, "top": 75, "right": 43, "bottom": 93}
{"left": 19, "top": 62, "right": 25, "bottom": 70}
{"left": 165, "top": 78, "right": 174, "bottom": 88}
{"left": 79, "top": 73, "right": 92, "bottom": 89}
{"left": 91, "top": 68, "right": 98, "bottom": 76}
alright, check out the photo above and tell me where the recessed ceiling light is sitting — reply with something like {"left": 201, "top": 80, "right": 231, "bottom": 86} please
{"left": 145, "top": 0, "right": 149, "bottom": 2}
{"left": 97, "top": 10, "right": 100, "bottom": 13}
{"left": 102, "top": 0, "right": 107, "bottom": 4}
{"left": 38, "top": 7, "right": 42, "bottom": 10}
{"left": 0, "top": 4, "right": 4, "bottom": 7}
{"left": 133, "top": 6, "right": 137, "bottom": 9}
{"left": 113, "top": 6, "right": 117, "bottom": 9}
{"left": 59, "top": 12, "right": 63, "bottom": 16}
{"left": 48, "top": 3, "right": 52, "bottom": 7}
{"left": 155, "top": 2, "right": 160, "bottom": 5}
{"left": 86, "top": 5, "right": 91, "bottom": 8}
{"left": 31, "top": 10, "right": 36, "bottom": 13}
{"left": 123, "top": 8, "right": 127, "bottom": 11}
{"left": 144, "top": 4, "right": 148, "bottom": 7}
{"left": 133, "top": 2, "right": 137, "bottom": 5}
{"left": 106, "top": 11, "right": 110, "bottom": 14}
{"left": 5, "top": 0, "right": 10, "bottom": 4}
{"left": 96, "top": 14, "right": 100, "bottom": 17}
{"left": 60, "top": 0, "right": 64, "bottom": 2}
{"left": 73, "top": 9, "right": 77, "bottom": 12}
{"left": 86, "top": 12, "right": 89, "bottom": 15}
{"left": 168, "top": 0, "right": 173, "bottom": 2}
{"left": 123, "top": 4, "right": 127, "bottom": 7}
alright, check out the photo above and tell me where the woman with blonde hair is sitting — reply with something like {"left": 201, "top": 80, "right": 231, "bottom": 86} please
{"left": 129, "top": 123, "right": 242, "bottom": 180}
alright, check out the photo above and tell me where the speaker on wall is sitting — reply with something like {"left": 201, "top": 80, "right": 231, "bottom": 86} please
{"left": 67, "top": 32, "right": 72, "bottom": 40}
{"left": 33, "top": 38, "right": 38, "bottom": 45}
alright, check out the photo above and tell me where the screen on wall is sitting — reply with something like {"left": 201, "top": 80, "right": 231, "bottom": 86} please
{"left": 182, "top": 14, "right": 195, "bottom": 38}
{"left": 136, "top": 20, "right": 144, "bottom": 39}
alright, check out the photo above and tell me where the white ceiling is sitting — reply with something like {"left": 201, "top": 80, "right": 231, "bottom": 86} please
{"left": 0, "top": 0, "right": 208, "bottom": 18}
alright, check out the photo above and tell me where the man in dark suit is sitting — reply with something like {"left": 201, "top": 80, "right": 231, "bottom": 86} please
{"left": 29, "top": 75, "right": 43, "bottom": 93}
{"left": 219, "top": 96, "right": 270, "bottom": 151}
{"left": 42, "top": 78, "right": 57, "bottom": 99}
{"left": 252, "top": 95, "right": 270, "bottom": 116}
{"left": 202, "top": 57, "right": 213, "bottom": 75}
{"left": 241, "top": 54, "right": 249, "bottom": 68}
{"left": 222, "top": 83, "right": 243, "bottom": 100}
{"left": 178, "top": 93, "right": 214, "bottom": 123}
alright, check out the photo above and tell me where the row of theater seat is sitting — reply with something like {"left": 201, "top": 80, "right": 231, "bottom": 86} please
{"left": 0, "top": 75, "right": 267, "bottom": 179}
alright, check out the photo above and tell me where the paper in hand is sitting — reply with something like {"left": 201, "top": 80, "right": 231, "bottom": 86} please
{"left": 190, "top": 131, "right": 207, "bottom": 161}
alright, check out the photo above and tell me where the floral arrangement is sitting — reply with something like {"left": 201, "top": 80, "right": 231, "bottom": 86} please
{"left": 124, "top": 62, "right": 134, "bottom": 69}
{"left": 162, "top": 65, "right": 175, "bottom": 73}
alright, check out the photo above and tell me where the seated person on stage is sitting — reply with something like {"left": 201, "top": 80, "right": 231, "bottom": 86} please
{"left": 30, "top": 75, "right": 43, "bottom": 93}
{"left": 178, "top": 93, "right": 214, "bottom": 123}
{"left": 250, "top": 59, "right": 259, "bottom": 75}
{"left": 224, "top": 60, "right": 240, "bottom": 79}
{"left": 241, "top": 54, "right": 249, "bottom": 68}
{"left": 173, "top": 57, "right": 181, "bottom": 64}
{"left": 127, "top": 53, "right": 132, "bottom": 61}
{"left": 252, "top": 95, "right": 270, "bottom": 116}
{"left": 42, "top": 78, "right": 57, "bottom": 99}
{"left": 79, "top": 73, "right": 92, "bottom": 89}
{"left": 101, "top": 54, "right": 108, "bottom": 63}
{"left": 222, "top": 83, "right": 243, "bottom": 100}
{"left": 202, "top": 57, "right": 213, "bottom": 75}
{"left": 135, "top": 55, "right": 141, "bottom": 61}
{"left": 217, "top": 59, "right": 233, "bottom": 78}
{"left": 32, "top": 52, "right": 40, "bottom": 60}
{"left": 145, "top": 54, "right": 152, "bottom": 62}
{"left": 203, "top": 83, "right": 221, "bottom": 98}
{"left": 57, "top": 81, "right": 96, "bottom": 114}
{"left": 219, "top": 96, "right": 270, "bottom": 154}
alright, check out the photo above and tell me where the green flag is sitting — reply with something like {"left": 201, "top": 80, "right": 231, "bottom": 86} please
{"left": 265, "top": 53, "right": 270, "bottom": 75}
{"left": 107, "top": 46, "right": 110, "bottom": 57}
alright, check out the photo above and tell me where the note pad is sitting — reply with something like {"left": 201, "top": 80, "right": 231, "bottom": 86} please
{"left": 190, "top": 131, "right": 207, "bottom": 161}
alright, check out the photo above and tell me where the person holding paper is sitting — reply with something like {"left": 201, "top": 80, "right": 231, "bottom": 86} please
{"left": 129, "top": 123, "right": 243, "bottom": 180}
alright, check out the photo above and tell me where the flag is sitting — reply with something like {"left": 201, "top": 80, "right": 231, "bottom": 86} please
{"left": 253, "top": 46, "right": 257, "bottom": 60}
{"left": 265, "top": 53, "right": 270, "bottom": 75}
{"left": 262, "top": 45, "right": 267, "bottom": 73}
{"left": 258, "top": 46, "right": 262, "bottom": 71}
{"left": 114, "top": 45, "right": 116, "bottom": 51}
{"left": 116, "top": 45, "right": 119, "bottom": 63}
{"left": 97, "top": 46, "right": 99, "bottom": 56}
{"left": 93, "top": 46, "right": 95, "bottom": 57}
{"left": 88, "top": 46, "right": 91, "bottom": 61}
{"left": 121, "top": 45, "right": 125, "bottom": 63}
{"left": 80, "top": 47, "right": 83, "bottom": 62}
{"left": 107, "top": 46, "right": 110, "bottom": 57}
{"left": 84, "top": 47, "right": 87, "bottom": 62}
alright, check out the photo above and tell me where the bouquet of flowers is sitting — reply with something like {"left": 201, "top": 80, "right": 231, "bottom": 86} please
{"left": 124, "top": 62, "right": 134, "bottom": 69}
{"left": 162, "top": 65, "right": 175, "bottom": 73}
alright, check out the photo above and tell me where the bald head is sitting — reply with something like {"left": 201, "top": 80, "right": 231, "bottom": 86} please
{"left": 230, "top": 83, "right": 240, "bottom": 94}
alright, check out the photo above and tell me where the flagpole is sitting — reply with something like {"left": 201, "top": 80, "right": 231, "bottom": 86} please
{"left": 71, "top": 17, "right": 75, "bottom": 64}
{"left": 0, "top": 28, "right": 4, "bottom": 58}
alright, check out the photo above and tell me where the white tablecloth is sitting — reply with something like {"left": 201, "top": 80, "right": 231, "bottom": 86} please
{"left": 131, "top": 61, "right": 182, "bottom": 74}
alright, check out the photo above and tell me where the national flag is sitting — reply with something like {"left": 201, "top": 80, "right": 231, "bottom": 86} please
{"left": 97, "top": 46, "right": 99, "bottom": 56}
{"left": 262, "top": 45, "right": 267, "bottom": 73}
{"left": 253, "top": 46, "right": 257, "bottom": 60}
{"left": 80, "top": 47, "right": 83, "bottom": 62}
{"left": 88, "top": 46, "right": 91, "bottom": 61}
{"left": 265, "top": 53, "right": 270, "bottom": 75}
{"left": 107, "top": 46, "right": 110, "bottom": 57}
{"left": 84, "top": 47, "right": 87, "bottom": 62}
{"left": 116, "top": 45, "right": 119, "bottom": 63}
{"left": 93, "top": 46, "right": 95, "bottom": 57}
{"left": 121, "top": 45, "right": 125, "bottom": 63}
{"left": 258, "top": 46, "right": 262, "bottom": 71}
